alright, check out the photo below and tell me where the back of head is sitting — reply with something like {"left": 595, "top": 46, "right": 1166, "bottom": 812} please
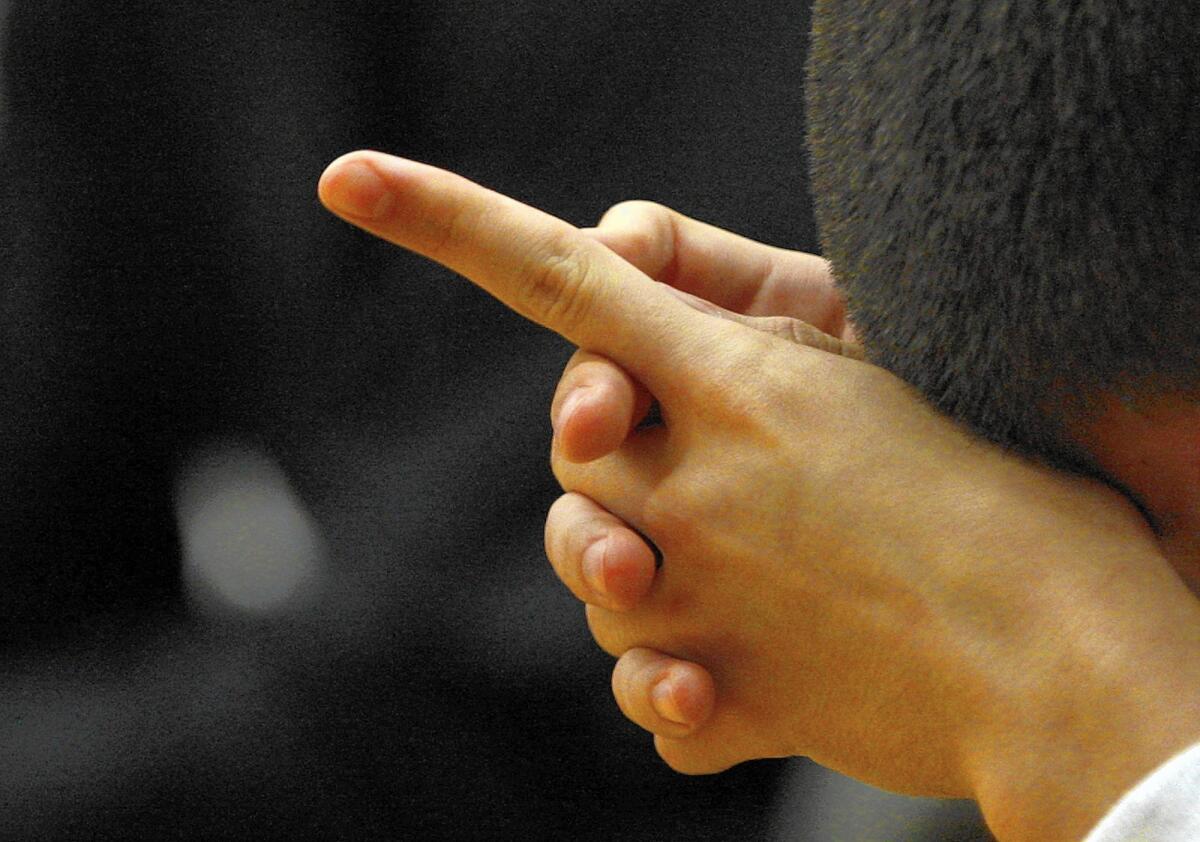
{"left": 807, "top": 0, "right": 1200, "bottom": 471}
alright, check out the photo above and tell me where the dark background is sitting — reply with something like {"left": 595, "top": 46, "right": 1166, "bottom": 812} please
{"left": 0, "top": 1, "right": 988, "bottom": 839}
{"left": 0, "top": 2, "right": 811, "bottom": 838}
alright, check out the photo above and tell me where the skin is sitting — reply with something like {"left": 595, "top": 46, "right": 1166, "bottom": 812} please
{"left": 550, "top": 203, "right": 1200, "bottom": 840}
{"left": 317, "top": 151, "right": 1200, "bottom": 842}
{"left": 1074, "top": 394, "right": 1200, "bottom": 592}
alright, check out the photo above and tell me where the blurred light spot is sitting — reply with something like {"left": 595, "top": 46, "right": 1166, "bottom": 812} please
{"left": 175, "top": 442, "right": 325, "bottom": 617}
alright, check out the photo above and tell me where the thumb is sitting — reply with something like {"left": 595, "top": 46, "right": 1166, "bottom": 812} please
{"left": 659, "top": 286, "right": 866, "bottom": 361}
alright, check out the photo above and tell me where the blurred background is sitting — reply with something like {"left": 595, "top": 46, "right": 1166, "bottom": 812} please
{"left": 0, "top": 1, "right": 989, "bottom": 838}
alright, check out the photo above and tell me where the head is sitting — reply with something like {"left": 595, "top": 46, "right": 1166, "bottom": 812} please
{"left": 805, "top": 0, "right": 1200, "bottom": 578}
{"left": 806, "top": 0, "right": 1200, "bottom": 473}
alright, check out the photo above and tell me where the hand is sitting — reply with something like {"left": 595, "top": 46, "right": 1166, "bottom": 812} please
{"left": 317, "top": 151, "right": 1200, "bottom": 842}
{"left": 546, "top": 201, "right": 859, "bottom": 723}
{"left": 548, "top": 199, "right": 862, "bottom": 622}
{"left": 552, "top": 199, "right": 859, "bottom": 465}
{"left": 543, "top": 232, "right": 1200, "bottom": 842}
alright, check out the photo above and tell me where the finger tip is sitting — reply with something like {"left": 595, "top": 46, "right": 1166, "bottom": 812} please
{"left": 317, "top": 151, "right": 397, "bottom": 221}
{"left": 666, "top": 664, "right": 717, "bottom": 725}
{"left": 650, "top": 680, "right": 689, "bottom": 726}
{"left": 318, "top": 150, "right": 369, "bottom": 191}
{"left": 316, "top": 162, "right": 339, "bottom": 207}
{"left": 559, "top": 401, "right": 632, "bottom": 464}
{"left": 603, "top": 536, "right": 657, "bottom": 606}
{"left": 651, "top": 664, "right": 716, "bottom": 731}
{"left": 653, "top": 733, "right": 721, "bottom": 776}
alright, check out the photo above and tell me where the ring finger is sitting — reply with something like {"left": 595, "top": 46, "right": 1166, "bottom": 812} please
{"left": 544, "top": 492, "right": 658, "bottom": 612}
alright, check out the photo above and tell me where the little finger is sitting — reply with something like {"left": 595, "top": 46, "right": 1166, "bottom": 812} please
{"left": 611, "top": 647, "right": 716, "bottom": 738}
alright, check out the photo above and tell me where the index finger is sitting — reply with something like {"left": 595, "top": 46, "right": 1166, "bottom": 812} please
{"left": 317, "top": 150, "right": 724, "bottom": 399}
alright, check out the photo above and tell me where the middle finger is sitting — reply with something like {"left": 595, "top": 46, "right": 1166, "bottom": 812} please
{"left": 551, "top": 349, "right": 654, "bottom": 464}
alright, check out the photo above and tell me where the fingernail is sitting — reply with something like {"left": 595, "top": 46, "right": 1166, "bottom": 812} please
{"left": 581, "top": 538, "right": 608, "bottom": 597}
{"left": 552, "top": 388, "right": 587, "bottom": 435}
{"left": 320, "top": 158, "right": 394, "bottom": 220}
{"left": 651, "top": 677, "right": 689, "bottom": 725}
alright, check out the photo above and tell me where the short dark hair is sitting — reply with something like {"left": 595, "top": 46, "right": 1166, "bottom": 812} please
{"left": 806, "top": 0, "right": 1200, "bottom": 472}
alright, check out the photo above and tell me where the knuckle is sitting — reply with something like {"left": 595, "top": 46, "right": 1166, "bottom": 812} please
{"left": 599, "top": 201, "right": 674, "bottom": 274}
{"left": 609, "top": 655, "right": 634, "bottom": 707}
{"left": 687, "top": 325, "right": 771, "bottom": 404}
{"left": 549, "top": 444, "right": 585, "bottom": 492}
{"left": 610, "top": 666, "right": 642, "bottom": 728}
{"left": 519, "top": 235, "right": 599, "bottom": 335}
{"left": 542, "top": 495, "right": 573, "bottom": 566}
{"left": 688, "top": 328, "right": 796, "bottom": 426}
{"left": 620, "top": 228, "right": 658, "bottom": 266}
{"left": 562, "top": 352, "right": 625, "bottom": 397}
{"left": 654, "top": 735, "right": 730, "bottom": 776}
{"left": 654, "top": 736, "right": 687, "bottom": 772}
{"left": 654, "top": 736, "right": 703, "bottom": 775}
{"left": 549, "top": 446, "right": 568, "bottom": 489}
{"left": 601, "top": 199, "right": 664, "bottom": 229}
{"left": 558, "top": 347, "right": 597, "bottom": 384}
{"left": 585, "top": 604, "right": 623, "bottom": 657}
